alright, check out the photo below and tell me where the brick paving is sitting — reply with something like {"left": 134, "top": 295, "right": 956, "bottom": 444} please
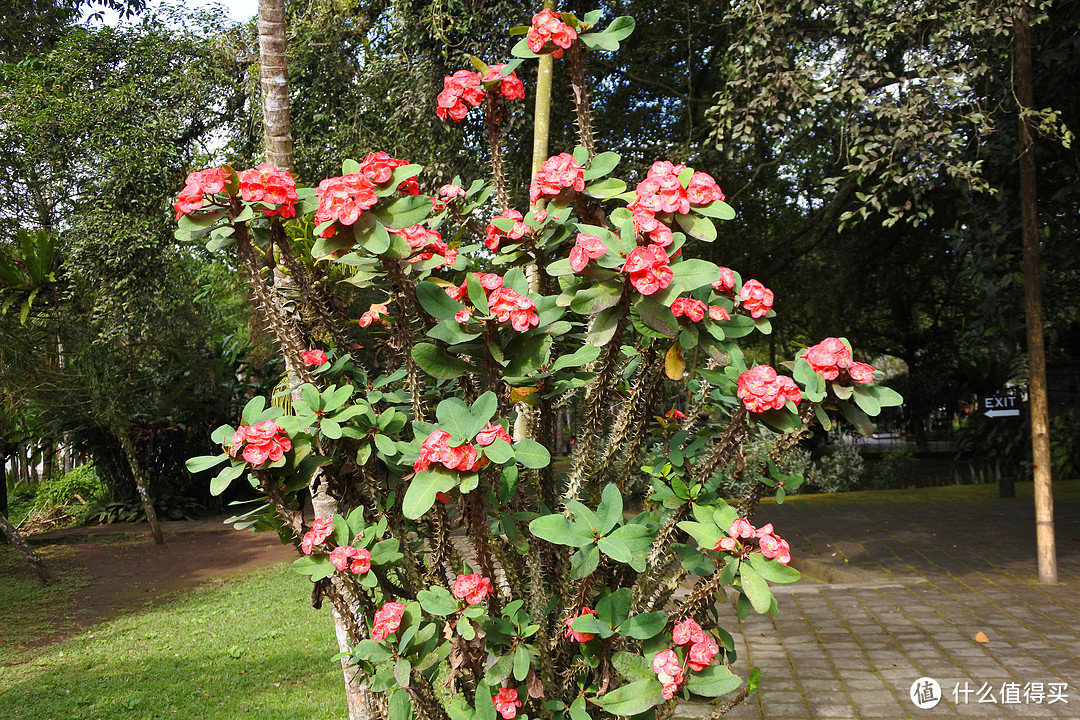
{"left": 675, "top": 480, "right": 1080, "bottom": 720}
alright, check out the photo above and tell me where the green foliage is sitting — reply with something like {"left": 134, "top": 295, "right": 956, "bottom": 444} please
{"left": 869, "top": 449, "right": 919, "bottom": 490}
{"left": 804, "top": 445, "right": 865, "bottom": 494}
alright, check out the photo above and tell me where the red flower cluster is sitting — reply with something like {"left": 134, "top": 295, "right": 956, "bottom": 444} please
{"left": 652, "top": 619, "right": 721, "bottom": 699}
{"left": 489, "top": 287, "right": 540, "bottom": 332}
{"left": 569, "top": 233, "right": 608, "bottom": 272}
{"left": 329, "top": 545, "right": 372, "bottom": 574}
{"left": 622, "top": 244, "right": 673, "bottom": 295}
{"left": 414, "top": 430, "right": 486, "bottom": 473}
{"left": 485, "top": 209, "right": 530, "bottom": 251}
{"left": 529, "top": 152, "right": 585, "bottom": 204}
{"left": 526, "top": 8, "right": 577, "bottom": 58}
{"left": 371, "top": 601, "right": 406, "bottom": 641}
{"left": 301, "top": 349, "right": 328, "bottom": 367}
{"left": 391, "top": 224, "right": 456, "bottom": 266}
{"left": 736, "top": 365, "right": 801, "bottom": 413}
{"left": 708, "top": 305, "right": 730, "bottom": 321}
{"left": 437, "top": 70, "right": 485, "bottom": 122}
{"left": 494, "top": 688, "right": 521, "bottom": 720}
{"left": 739, "top": 279, "right": 773, "bottom": 318}
{"left": 565, "top": 606, "right": 597, "bottom": 642}
{"left": 711, "top": 267, "right": 736, "bottom": 294}
{"left": 452, "top": 573, "right": 493, "bottom": 605}
{"left": 315, "top": 173, "right": 378, "bottom": 236}
{"left": 804, "top": 337, "right": 876, "bottom": 384}
{"left": 714, "top": 518, "right": 791, "bottom": 565}
{"left": 238, "top": 163, "right": 299, "bottom": 218}
{"left": 438, "top": 184, "right": 466, "bottom": 204}
{"left": 358, "top": 151, "right": 417, "bottom": 195}
{"left": 174, "top": 167, "right": 230, "bottom": 219}
{"left": 476, "top": 421, "right": 513, "bottom": 446}
{"left": 670, "top": 297, "right": 707, "bottom": 322}
{"left": 229, "top": 419, "right": 291, "bottom": 465}
{"left": 628, "top": 162, "right": 724, "bottom": 245}
{"left": 358, "top": 302, "right": 389, "bottom": 328}
{"left": 482, "top": 63, "right": 525, "bottom": 100}
{"left": 301, "top": 518, "right": 334, "bottom": 555}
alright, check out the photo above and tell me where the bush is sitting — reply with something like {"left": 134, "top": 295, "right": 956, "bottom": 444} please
{"left": 804, "top": 444, "right": 864, "bottom": 493}
{"left": 869, "top": 449, "right": 919, "bottom": 489}
{"left": 16, "top": 463, "right": 108, "bottom": 531}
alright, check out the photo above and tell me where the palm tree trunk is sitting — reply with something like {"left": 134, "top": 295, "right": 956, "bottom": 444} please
{"left": 258, "top": 0, "right": 293, "bottom": 172}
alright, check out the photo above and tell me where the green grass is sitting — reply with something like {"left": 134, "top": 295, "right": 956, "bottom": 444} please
{"left": 0, "top": 543, "right": 92, "bottom": 652}
{"left": 0, "top": 555, "right": 347, "bottom": 720}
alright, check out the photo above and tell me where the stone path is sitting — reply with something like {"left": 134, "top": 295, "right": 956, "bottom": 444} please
{"left": 677, "top": 481, "right": 1080, "bottom": 720}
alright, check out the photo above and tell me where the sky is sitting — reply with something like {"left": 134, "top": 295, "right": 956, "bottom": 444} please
{"left": 85, "top": 0, "right": 260, "bottom": 25}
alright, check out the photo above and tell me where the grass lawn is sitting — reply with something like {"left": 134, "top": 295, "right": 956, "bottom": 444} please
{"left": 0, "top": 554, "right": 347, "bottom": 720}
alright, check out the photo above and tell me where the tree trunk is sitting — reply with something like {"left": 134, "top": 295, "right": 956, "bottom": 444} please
{"left": 116, "top": 429, "right": 164, "bottom": 545}
{"left": 41, "top": 440, "right": 54, "bottom": 481}
{"left": 0, "top": 452, "right": 8, "bottom": 516}
{"left": 0, "top": 510, "right": 56, "bottom": 584}
{"left": 1014, "top": 9, "right": 1057, "bottom": 584}
{"left": 258, "top": 0, "right": 293, "bottom": 172}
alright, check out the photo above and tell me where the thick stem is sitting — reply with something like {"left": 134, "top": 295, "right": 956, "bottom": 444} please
{"left": 566, "top": 42, "right": 596, "bottom": 158}
{"left": 0, "top": 510, "right": 56, "bottom": 584}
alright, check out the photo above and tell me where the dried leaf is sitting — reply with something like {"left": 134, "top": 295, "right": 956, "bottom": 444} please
{"left": 975, "top": 632, "right": 989, "bottom": 643}
{"left": 525, "top": 667, "right": 545, "bottom": 699}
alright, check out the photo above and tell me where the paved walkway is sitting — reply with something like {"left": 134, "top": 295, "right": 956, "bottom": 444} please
{"left": 676, "top": 481, "right": 1080, "bottom": 720}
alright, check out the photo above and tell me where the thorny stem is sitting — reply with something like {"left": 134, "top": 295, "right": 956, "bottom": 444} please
{"left": 566, "top": 42, "right": 596, "bottom": 159}
{"left": 485, "top": 93, "right": 510, "bottom": 209}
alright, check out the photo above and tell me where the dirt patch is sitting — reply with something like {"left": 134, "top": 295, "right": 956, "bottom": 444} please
{"left": 16, "top": 520, "right": 294, "bottom": 652}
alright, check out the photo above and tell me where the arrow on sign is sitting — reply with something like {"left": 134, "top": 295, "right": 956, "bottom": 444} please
{"left": 985, "top": 409, "right": 1021, "bottom": 418}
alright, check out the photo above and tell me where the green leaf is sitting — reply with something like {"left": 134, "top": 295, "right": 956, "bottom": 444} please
{"left": 685, "top": 665, "right": 742, "bottom": 697}
{"left": 394, "top": 658, "right": 412, "bottom": 687}
{"left": 186, "top": 454, "right": 227, "bottom": 474}
{"left": 871, "top": 385, "right": 904, "bottom": 408}
{"left": 210, "top": 463, "right": 245, "bottom": 496}
{"left": 671, "top": 543, "right": 715, "bottom": 576}
{"left": 529, "top": 514, "right": 580, "bottom": 546}
{"left": 852, "top": 384, "right": 881, "bottom": 416}
{"left": 677, "top": 520, "right": 723, "bottom": 550}
{"left": 601, "top": 15, "right": 636, "bottom": 42}
{"left": 513, "top": 438, "right": 550, "bottom": 469}
{"left": 402, "top": 469, "right": 459, "bottom": 519}
{"left": 595, "top": 678, "right": 665, "bottom": 716}
{"left": 511, "top": 37, "right": 541, "bottom": 58}
{"left": 635, "top": 296, "right": 679, "bottom": 337}
{"left": 739, "top": 564, "right": 773, "bottom": 614}
{"left": 838, "top": 400, "right": 875, "bottom": 436}
{"left": 748, "top": 553, "right": 801, "bottom": 584}
{"left": 595, "top": 588, "right": 632, "bottom": 628}
{"left": 550, "top": 344, "right": 602, "bottom": 374}
{"left": 570, "top": 544, "right": 600, "bottom": 579}
{"left": 412, "top": 343, "right": 472, "bottom": 379}
{"left": 292, "top": 555, "right": 334, "bottom": 581}
{"left": 693, "top": 200, "right": 736, "bottom": 220}
{"left": 597, "top": 537, "right": 632, "bottom": 563}
{"left": 474, "top": 683, "right": 496, "bottom": 720}
{"left": 415, "top": 281, "right": 466, "bottom": 320}
{"left": 482, "top": 437, "right": 514, "bottom": 464}
{"left": 616, "top": 611, "right": 667, "bottom": 640}
{"left": 667, "top": 259, "right": 720, "bottom": 295}
{"left": 513, "top": 645, "right": 532, "bottom": 681}
{"left": 389, "top": 688, "right": 413, "bottom": 720}
{"left": 588, "top": 306, "right": 624, "bottom": 346}
{"left": 674, "top": 213, "right": 717, "bottom": 242}
{"left": 354, "top": 639, "right": 393, "bottom": 663}
{"left": 570, "top": 280, "right": 623, "bottom": 315}
{"left": 435, "top": 397, "right": 487, "bottom": 443}
{"left": 597, "top": 483, "right": 624, "bottom": 534}
{"left": 583, "top": 152, "right": 620, "bottom": 181}
{"left": 584, "top": 178, "right": 627, "bottom": 198}
{"left": 611, "top": 652, "right": 652, "bottom": 681}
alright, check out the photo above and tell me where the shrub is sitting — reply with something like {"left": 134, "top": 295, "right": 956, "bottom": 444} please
{"left": 805, "top": 445, "right": 865, "bottom": 493}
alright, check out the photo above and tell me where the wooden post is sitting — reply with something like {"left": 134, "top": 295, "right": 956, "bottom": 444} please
{"left": 1015, "top": 9, "right": 1057, "bottom": 583}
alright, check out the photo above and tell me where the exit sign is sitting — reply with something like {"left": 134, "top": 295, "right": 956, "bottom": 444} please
{"left": 983, "top": 395, "right": 1021, "bottom": 418}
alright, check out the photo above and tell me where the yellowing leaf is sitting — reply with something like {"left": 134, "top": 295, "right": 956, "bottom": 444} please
{"left": 665, "top": 343, "right": 685, "bottom": 380}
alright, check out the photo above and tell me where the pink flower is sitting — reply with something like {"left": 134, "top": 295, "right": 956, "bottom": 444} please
{"left": 629, "top": 206, "right": 673, "bottom": 246}
{"left": 728, "top": 518, "right": 756, "bottom": 539}
{"left": 526, "top": 8, "right": 577, "bottom": 59}
{"left": 622, "top": 245, "right": 673, "bottom": 295}
{"left": 233, "top": 419, "right": 291, "bottom": 465}
{"left": 438, "top": 184, "right": 466, "bottom": 203}
{"left": 329, "top": 545, "right": 361, "bottom": 571}
{"left": 493, "top": 688, "right": 522, "bottom": 720}
{"left": 530, "top": 153, "right": 585, "bottom": 204}
{"left": 485, "top": 209, "right": 530, "bottom": 251}
{"left": 686, "top": 636, "right": 719, "bottom": 671}
{"left": 301, "top": 518, "right": 334, "bottom": 555}
{"left": 437, "top": 70, "right": 484, "bottom": 122}
{"left": 758, "top": 533, "right": 781, "bottom": 559}
{"left": 359, "top": 151, "right": 417, "bottom": 194}
{"left": 565, "top": 606, "right": 598, "bottom": 642}
{"left": 238, "top": 163, "right": 299, "bottom": 218}
{"left": 174, "top": 167, "right": 230, "bottom": 219}
{"left": 739, "top": 279, "right": 774, "bottom": 318}
{"left": 671, "top": 297, "right": 707, "bottom": 323}
{"left": 453, "top": 574, "right": 492, "bottom": 605}
{"left": 454, "top": 309, "right": 473, "bottom": 323}
{"left": 634, "top": 161, "right": 690, "bottom": 215}
{"left": 652, "top": 649, "right": 685, "bottom": 700}
{"left": 481, "top": 63, "right": 526, "bottom": 101}
{"left": 672, "top": 618, "right": 706, "bottom": 645}
{"left": 415, "top": 430, "right": 486, "bottom": 473}
{"left": 475, "top": 421, "right": 512, "bottom": 447}
{"left": 712, "top": 536, "right": 738, "bottom": 552}
{"left": 358, "top": 302, "right": 390, "bottom": 328}
{"left": 737, "top": 365, "right": 801, "bottom": 413}
{"left": 488, "top": 287, "right": 539, "bottom": 332}
{"left": 301, "top": 349, "right": 328, "bottom": 367}
{"left": 775, "top": 537, "right": 792, "bottom": 565}
{"left": 315, "top": 173, "right": 378, "bottom": 233}
{"left": 708, "top": 305, "right": 730, "bottom": 321}
{"left": 569, "top": 233, "right": 608, "bottom": 272}
{"left": 372, "top": 601, "right": 406, "bottom": 641}
{"left": 475, "top": 272, "right": 505, "bottom": 291}
{"left": 392, "top": 224, "right": 452, "bottom": 266}
{"left": 685, "top": 171, "right": 725, "bottom": 206}
{"left": 711, "top": 267, "right": 736, "bottom": 293}
{"left": 848, "top": 361, "right": 876, "bottom": 384}
{"left": 804, "top": 338, "right": 851, "bottom": 381}
{"left": 350, "top": 547, "right": 372, "bottom": 574}
{"left": 753, "top": 523, "right": 773, "bottom": 538}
